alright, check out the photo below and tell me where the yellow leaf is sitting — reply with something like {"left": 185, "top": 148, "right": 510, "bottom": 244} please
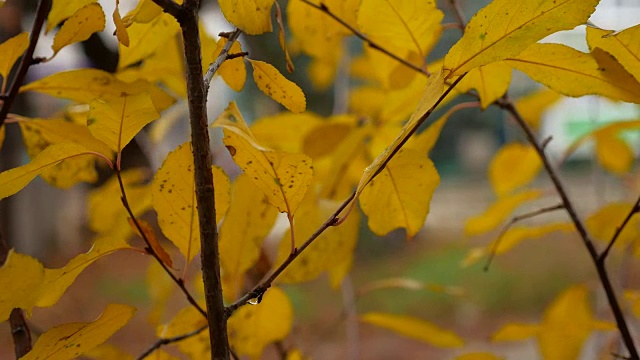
{"left": 228, "top": 287, "right": 293, "bottom": 358}
{"left": 213, "top": 38, "right": 246, "bottom": 91}
{"left": 456, "top": 61, "right": 511, "bottom": 109}
{"left": 594, "top": 133, "right": 634, "bottom": 175}
{"left": 158, "top": 305, "right": 208, "bottom": 358}
{"left": 36, "top": 236, "right": 131, "bottom": 308}
{"left": 22, "top": 304, "right": 135, "bottom": 360}
{"left": 586, "top": 202, "right": 639, "bottom": 247}
{"left": 219, "top": 174, "right": 278, "bottom": 290}
{"left": 360, "top": 148, "right": 439, "bottom": 238}
{"left": 361, "top": 312, "right": 464, "bottom": 348}
{"left": 128, "top": 218, "right": 173, "bottom": 268}
{"left": 145, "top": 261, "right": 174, "bottom": 325}
{"left": 465, "top": 190, "right": 542, "bottom": 236}
{"left": 0, "top": 32, "right": 28, "bottom": 84}
{"left": 456, "top": 353, "right": 504, "bottom": 360}
{"left": 212, "top": 102, "right": 313, "bottom": 215}
{"left": 274, "top": 1, "right": 294, "bottom": 73}
{"left": 113, "top": 0, "right": 130, "bottom": 47}
{"left": 47, "top": 0, "right": 97, "bottom": 33}
{"left": 358, "top": 0, "right": 443, "bottom": 59}
{"left": 52, "top": 3, "right": 105, "bottom": 56}
{"left": 219, "top": 0, "right": 275, "bottom": 35}
{"left": 349, "top": 86, "right": 386, "bottom": 119}
{"left": 302, "top": 121, "right": 353, "bottom": 159}
{"left": 492, "top": 323, "right": 539, "bottom": 341}
{"left": 0, "top": 126, "right": 5, "bottom": 151}
{"left": 587, "top": 24, "right": 640, "bottom": 82}
{"left": 0, "top": 143, "right": 93, "bottom": 200}
{"left": 251, "top": 112, "right": 322, "bottom": 153}
{"left": 152, "top": 142, "right": 231, "bottom": 262}
{"left": 248, "top": 59, "right": 306, "bottom": 113}
{"left": 444, "top": 0, "right": 599, "bottom": 76}
{"left": 84, "top": 343, "right": 134, "bottom": 360}
{"left": 355, "top": 70, "right": 444, "bottom": 198}
{"left": 276, "top": 194, "right": 360, "bottom": 284}
{"left": 625, "top": 290, "right": 640, "bottom": 319}
{"left": 122, "top": 0, "right": 163, "bottom": 26}
{"left": 88, "top": 169, "right": 151, "bottom": 238}
{"left": 489, "top": 142, "right": 541, "bottom": 197}
{"left": 514, "top": 88, "right": 562, "bottom": 129}
{"left": 0, "top": 250, "right": 45, "bottom": 321}
{"left": 505, "top": 44, "right": 640, "bottom": 103}
{"left": 411, "top": 104, "right": 460, "bottom": 154}
{"left": 118, "top": 13, "right": 180, "bottom": 69}
{"left": 88, "top": 93, "right": 160, "bottom": 152}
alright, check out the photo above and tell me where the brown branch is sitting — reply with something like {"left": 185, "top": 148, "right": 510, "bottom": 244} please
{"left": 497, "top": 99, "right": 639, "bottom": 360}
{"left": 203, "top": 29, "right": 242, "bottom": 91}
{"left": 0, "top": 0, "right": 50, "bottom": 129}
{"left": 599, "top": 196, "right": 640, "bottom": 262}
{"left": 301, "top": 0, "right": 428, "bottom": 76}
{"left": 137, "top": 325, "right": 207, "bottom": 360}
{"left": 484, "top": 202, "right": 565, "bottom": 271}
{"left": 149, "top": 0, "right": 183, "bottom": 20}
{"left": 448, "top": 0, "right": 467, "bottom": 30}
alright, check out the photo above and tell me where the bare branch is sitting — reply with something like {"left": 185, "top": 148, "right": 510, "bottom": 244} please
{"left": 599, "top": 196, "right": 640, "bottom": 262}
{"left": 448, "top": 0, "right": 467, "bottom": 29}
{"left": 149, "top": 0, "right": 183, "bottom": 19}
{"left": 137, "top": 325, "right": 207, "bottom": 360}
{"left": 203, "top": 29, "right": 243, "bottom": 92}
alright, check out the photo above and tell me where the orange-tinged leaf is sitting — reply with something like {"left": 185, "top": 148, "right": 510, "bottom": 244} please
{"left": 587, "top": 24, "right": 640, "bottom": 82}
{"left": 444, "top": 0, "right": 599, "bottom": 76}
{"left": 213, "top": 38, "right": 246, "bottom": 92}
{"left": 118, "top": 13, "right": 180, "bottom": 68}
{"left": 248, "top": 59, "right": 306, "bottom": 113}
{"left": 456, "top": 353, "right": 503, "bottom": 360}
{"left": 36, "top": 236, "right": 131, "bottom": 308}
{"left": 88, "top": 169, "right": 151, "bottom": 238}
{"left": 88, "top": 93, "right": 160, "bottom": 152}
{"left": 586, "top": 202, "right": 639, "bottom": 247}
{"left": 465, "top": 189, "right": 542, "bottom": 236}
{"left": 122, "top": 0, "right": 163, "bottom": 26}
{"left": 489, "top": 143, "right": 541, "bottom": 197}
{"left": 21, "top": 304, "right": 135, "bottom": 360}
{"left": 0, "top": 32, "right": 28, "bottom": 83}
{"left": 0, "top": 126, "right": 5, "bottom": 151}
{"left": 52, "top": 3, "right": 105, "bottom": 56}
{"left": 456, "top": 61, "right": 511, "bottom": 109}
{"left": 594, "top": 133, "right": 634, "bottom": 175}
{"left": 0, "top": 143, "right": 93, "bottom": 200}
{"left": 113, "top": 0, "right": 130, "bottom": 47}
{"left": 152, "top": 142, "right": 231, "bottom": 262}
{"left": 514, "top": 88, "right": 562, "bottom": 129}
{"left": 227, "top": 287, "right": 293, "bottom": 358}
{"left": 505, "top": 44, "right": 640, "bottom": 103}
{"left": 276, "top": 194, "right": 360, "bottom": 284}
{"left": 361, "top": 312, "right": 464, "bottom": 348}
{"left": 0, "top": 250, "right": 45, "bottom": 321}
{"left": 219, "top": 0, "right": 274, "bottom": 35}
{"left": 212, "top": 102, "right": 313, "bottom": 215}
{"left": 47, "top": 0, "right": 97, "bottom": 33}
{"left": 360, "top": 148, "right": 440, "bottom": 238}
{"left": 355, "top": 70, "right": 445, "bottom": 198}
{"left": 358, "top": 0, "right": 443, "bottom": 59}
{"left": 128, "top": 218, "right": 173, "bottom": 268}
{"left": 492, "top": 323, "right": 539, "bottom": 341}
{"left": 274, "top": 1, "right": 294, "bottom": 73}
{"left": 219, "top": 174, "right": 277, "bottom": 288}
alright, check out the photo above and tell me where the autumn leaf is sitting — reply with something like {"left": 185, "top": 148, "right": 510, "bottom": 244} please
{"left": 0, "top": 250, "right": 44, "bottom": 321}
{"left": 586, "top": 202, "right": 639, "bottom": 247}
{"left": 492, "top": 285, "right": 614, "bottom": 360}
{"left": 587, "top": 24, "right": 640, "bottom": 82}
{"left": 113, "top": 0, "right": 130, "bottom": 47}
{"left": 212, "top": 102, "right": 313, "bottom": 215}
{"left": 465, "top": 189, "right": 542, "bottom": 236}
{"left": 251, "top": 112, "right": 322, "bottom": 153}
{"left": 227, "top": 287, "right": 293, "bottom": 358}
{"left": 22, "top": 304, "right": 135, "bottom": 360}
{"left": 358, "top": 0, "right": 443, "bottom": 59}
{"left": 489, "top": 142, "right": 541, "bottom": 197}
{"left": 0, "top": 32, "right": 28, "bottom": 85}
{"left": 122, "top": 0, "right": 163, "bottom": 26}
{"left": 248, "top": 59, "right": 306, "bottom": 113}
{"left": 118, "top": 13, "right": 180, "bottom": 69}
{"left": 361, "top": 312, "right": 464, "bottom": 348}
{"left": 514, "top": 88, "right": 562, "bottom": 129}
{"left": 274, "top": 1, "right": 294, "bottom": 72}
{"left": 444, "top": 0, "right": 599, "bottom": 75}
{"left": 219, "top": 0, "right": 275, "bottom": 35}
{"left": 595, "top": 133, "right": 634, "bottom": 175}
{"left": 456, "top": 61, "right": 511, "bottom": 109}
{"left": 505, "top": 44, "right": 640, "bottom": 104}
{"left": 213, "top": 38, "right": 246, "bottom": 91}
{"left": 157, "top": 305, "right": 208, "bottom": 358}
{"left": 47, "top": 0, "right": 97, "bottom": 33}
{"left": 456, "top": 353, "right": 503, "bottom": 360}
{"left": 0, "top": 143, "right": 96, "bottom": 200}
{"left": 128, "top": 218, "right": 173, "bottom": 268}
{"left": 360, "top": 148, "right": 440, "bottom": 238}
{"left": 51, "top": 3, "right": 105, "bottom": 57}
{"left": 88, "top": 93, "right": 160, "bottom": 153}
{"left": 152, "top": 142, "right": 231, "bottom": 262}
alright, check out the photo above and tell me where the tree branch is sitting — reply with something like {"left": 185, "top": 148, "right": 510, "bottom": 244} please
{"left": 203, "top": 29, "right": 243, "bottom": 92}
{"left": 448, "top": 0, "right": 467, "bottom": 30}
{"left": 149, "top": 0, "right": 183, "bottom": 20}
{"left": 599, "top": 195, "right": 640, "bottom": 262}
{"left": 0, "top": 0, "right": 50, "bottom": 129}
{"left": 137, "top": 325, "right": 207, "bottom": 360}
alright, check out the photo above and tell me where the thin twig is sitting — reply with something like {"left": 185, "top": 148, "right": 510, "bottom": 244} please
{"left": 0, "top": 0, "right": 51, "bottom": 129}
{"left": 599, "top": 196, "right": 640, "bottom": 262}
{"left": 114, "top": 168, "right": 208, "bottom": 318}
{"left": 484, "top": 202, "right": 565, "bottom": 271}
{"left": 301, "top": 0, "right": 429, "bottom": 76}
{"left": 204, "top": 29, "right": 243, "bottom": 92}
{"left": 137, "top": 325, "right": 208, "bottom": 360}
{"left": 448, "top": 0, "right": 467, "bottom": 29}
{"left": 150, "top": 0, "right": 183, "bottom": 19}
